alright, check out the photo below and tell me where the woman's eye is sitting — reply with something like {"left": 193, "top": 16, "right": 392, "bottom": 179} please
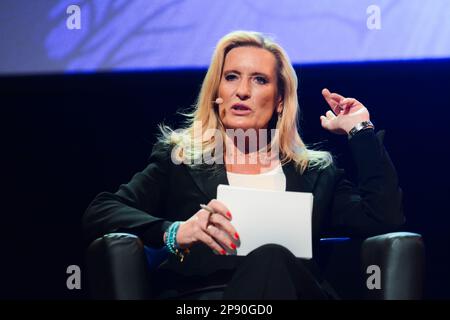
{"left": 255, "top": 76, "right": 268, "bottom": 85}
{"left": 225, "top": 74, "right": 237, "bottom": 81}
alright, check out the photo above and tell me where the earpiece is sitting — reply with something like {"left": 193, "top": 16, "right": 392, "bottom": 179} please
{"left": 214, "top": 97, "right": 224, "bottom": 104}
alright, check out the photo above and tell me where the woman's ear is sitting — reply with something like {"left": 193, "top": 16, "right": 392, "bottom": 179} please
{"left": 276, "top": 98, "right": 283, "bottom": 114}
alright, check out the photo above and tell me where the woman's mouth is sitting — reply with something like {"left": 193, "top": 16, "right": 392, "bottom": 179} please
{"left": 231, "top": 104, "right": 252, "bottom": 115}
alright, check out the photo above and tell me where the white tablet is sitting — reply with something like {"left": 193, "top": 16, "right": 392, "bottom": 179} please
{"left": 217, "top": 184, "right": 313, "bottom": 259}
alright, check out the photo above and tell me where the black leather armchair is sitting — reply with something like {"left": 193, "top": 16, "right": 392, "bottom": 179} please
{"left": 86, "top": 232, "right": 424, "bottom": 300}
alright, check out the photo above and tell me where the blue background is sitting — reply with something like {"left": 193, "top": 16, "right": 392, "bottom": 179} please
{"left": 1, "top": 0, "right": 450, "bottom": 74}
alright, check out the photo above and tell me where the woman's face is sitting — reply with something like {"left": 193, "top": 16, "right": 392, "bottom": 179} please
{"left": 218, "top": 46, "right": 282, "bottom": 131}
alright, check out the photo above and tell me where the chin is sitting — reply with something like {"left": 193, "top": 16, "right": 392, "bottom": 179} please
{"left": 223, "top": 121, "right": 255, "bottom": 131}
{"left": 224, "top": 114, "right": 257, "bottom": 128}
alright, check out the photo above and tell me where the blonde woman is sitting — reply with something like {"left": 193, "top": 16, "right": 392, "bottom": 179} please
{"left": 84, "top": 31, "right": 404, "bottom": 299}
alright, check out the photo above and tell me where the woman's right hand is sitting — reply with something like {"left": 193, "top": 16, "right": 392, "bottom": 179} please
{"left": 176, "top": 199, "right": 240, "bottom": 255}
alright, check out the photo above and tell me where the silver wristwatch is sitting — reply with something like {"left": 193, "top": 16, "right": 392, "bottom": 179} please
{"left": 348, "top": 120, "right": 374, "bottom": 139}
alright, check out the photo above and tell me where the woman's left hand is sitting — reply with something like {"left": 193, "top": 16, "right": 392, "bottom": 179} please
{"left": 320, "top": 88, "right": 370, "bottom": 135}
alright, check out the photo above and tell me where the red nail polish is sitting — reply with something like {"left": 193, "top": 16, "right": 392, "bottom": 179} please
{"left": 220, "top": 249, "right": 226, "bottom": 255}
{"left": 234, "top": 232, "right": 240, "bottom": 240}
{"left": 226, "top": 211, "right": 232, "bottom": 219}
{"left": 230, "top": 242, "right": 237, "bottom": 250}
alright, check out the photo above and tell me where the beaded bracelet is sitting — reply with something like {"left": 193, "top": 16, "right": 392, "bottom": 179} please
{"left": 165, "top": 221, "right": 190, "bottom": 262}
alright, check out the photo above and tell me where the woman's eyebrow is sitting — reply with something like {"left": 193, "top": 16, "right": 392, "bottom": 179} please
{"left": 223, "top": 69, "right": 271, "bottom": 78}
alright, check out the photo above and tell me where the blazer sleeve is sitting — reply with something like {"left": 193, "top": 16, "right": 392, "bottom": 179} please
{"left": 83, "top": 141, "right": 173, "bottom": 247}
{"left": 329, "top": 129, "right": 405, "bottom": 236}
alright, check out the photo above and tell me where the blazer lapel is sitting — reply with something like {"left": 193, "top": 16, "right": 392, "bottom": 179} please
{"left": 283, "top": 161, "right": 320, "bottom": 193}
{"left": 186, "top": 164, "right": 229, "bottom": 200}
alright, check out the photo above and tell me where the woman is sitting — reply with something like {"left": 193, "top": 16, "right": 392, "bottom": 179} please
{"left": 84, "top": 31, "right": 404, "bottom": 299}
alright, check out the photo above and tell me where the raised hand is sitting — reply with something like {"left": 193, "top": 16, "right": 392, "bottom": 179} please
{"left": 320, "top": 88, "right": 370, "bottom": 135}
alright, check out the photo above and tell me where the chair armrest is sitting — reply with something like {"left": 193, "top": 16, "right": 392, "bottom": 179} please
{"left": 86, "top": 233, "right": 153, "bottom": 299}
{"left": 361, "top": 232, "right": 425, "bottom": 300}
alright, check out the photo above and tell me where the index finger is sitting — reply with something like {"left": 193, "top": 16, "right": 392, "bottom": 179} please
{"left": 322, "top": 88, "right": 338, "bottom": 108}
{"left": 322, "top": 88, "right": 345, "bottom": 114}
{"left": 322, "top": 87, "right": 339, "bottom": 101}
{"left": 330, "top": 92, "right": 345, "bottom": 102}
{"left": 207, "top": 199, "right": 232, "bottom": 220}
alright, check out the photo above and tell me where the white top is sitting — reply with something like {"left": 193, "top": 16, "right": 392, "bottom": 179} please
{"left": 226, "top": 163, "right": 286, "bottom": 191}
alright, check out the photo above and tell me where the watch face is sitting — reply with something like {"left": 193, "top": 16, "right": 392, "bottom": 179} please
{"left": 349, "top": 121, "right": 374, "bottom": 137}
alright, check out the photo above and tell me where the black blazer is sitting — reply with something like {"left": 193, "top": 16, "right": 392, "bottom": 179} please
{"left": 83, "top": 129, "right": 404, "bottom": 275}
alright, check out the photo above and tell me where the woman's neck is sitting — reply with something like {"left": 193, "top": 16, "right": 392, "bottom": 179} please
{"left": 225, "top": 161, "right": 278, "bottom": 174}
{"left": 224, "top": 146, "right": 280, "bottom": 174}
{"left": 223, "top": 129, "right": 280, "bottom": 174}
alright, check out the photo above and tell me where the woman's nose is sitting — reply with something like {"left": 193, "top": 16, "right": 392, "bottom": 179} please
{"left": 236, "top": 80, "right": 251, "bottom": 100}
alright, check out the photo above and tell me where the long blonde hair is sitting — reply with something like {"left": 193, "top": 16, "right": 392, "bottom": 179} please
{"left": 158, "top": 30, "right": 332, "bottom": 174}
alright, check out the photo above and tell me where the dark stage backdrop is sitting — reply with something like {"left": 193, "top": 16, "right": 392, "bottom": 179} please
{"left": 1, "top": 60, "right": 450, "bottom": 299}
